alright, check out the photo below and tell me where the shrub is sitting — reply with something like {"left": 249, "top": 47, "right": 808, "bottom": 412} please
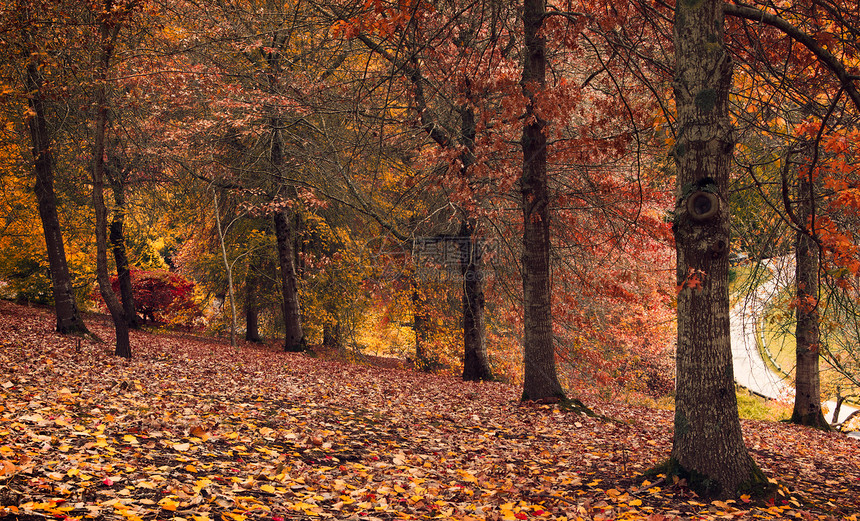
{"left": 106, "top": 268, "right": 201, "bottom": 326}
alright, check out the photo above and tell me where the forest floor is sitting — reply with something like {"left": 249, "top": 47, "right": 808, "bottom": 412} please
{"left": 0, "top": 300, "right": 859, "bottom": 521}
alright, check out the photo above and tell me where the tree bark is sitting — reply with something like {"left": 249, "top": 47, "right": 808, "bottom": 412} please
{"left": 92, "top": 4, "right": 130, "bottom": 358}
{"left": 412, "top": 276, "right": 428, "bottom": 368}
{"left": 213, "top": 191, "right": 237, "bottom": 348}
{"left": 791, "top": 174, "right": 830, "bottom": 429}
{"left": 274, "top": 208, "right": 304, "bottom": 352}
{"left": 23, "top": 53, "right": 87, "bottom": 335}
{"left": 269, "top": 113, "right": 305, "bottom": 352}
{"left": 244, "top": 260, "right": 262, "bottom": 343}
{"left": 670, "top": 0, "right": 765, "bottom": 496}
{"left": 107, "top": 165, "right": 139, "bottom": 329}
{"left": 458, "top": 91, "right": 493, "bottom": 382}
{"left": 460, "top": 219, "right": 493, "bottom": 381}
{"left": 520, "top": 0, "right": 564, "bottom": 401}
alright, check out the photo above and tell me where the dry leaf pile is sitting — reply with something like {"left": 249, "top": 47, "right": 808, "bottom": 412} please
{"left": 1, "top": 301, "right": 859, "bottom": 521}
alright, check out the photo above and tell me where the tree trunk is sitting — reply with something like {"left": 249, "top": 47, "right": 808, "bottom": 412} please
{"left": 670, "top": 0, "right": 766, "bottom": 496}
{"left": 460, "top": 219, "right": 493, "bottom": 381}
{"left": 457, "top": 89, "right": 493, "bottom": 382}
{"left": 23, "top": 54, "right": 87, "bottom": 335}
{"left": 213, "top": 191, "right": 237, "bottom": 348}
{"left": 323, "top": 320, "right": 341, "bottom": 351}
{"left": 412, "top": 276, "right": 428, "bottom": 369}
{"left": 92, "top": 7, "right": 130, "bottom": 358}
{"left": 520, "top": 0, "right": 564, "bottom": 402}
{"left": 269, "top": 112, "right": 304, "bottom": 352}
{"left": 274, "top": 208, "right": 304, "bottom": 352}
{"left": 107, "top": 166, "right": 139, "bottom": 329}
{"left": 791, "top": 174, "right": 830, "bottom": 430}
{"left": 244, "top": 260, "right": 262, "bottom": 343}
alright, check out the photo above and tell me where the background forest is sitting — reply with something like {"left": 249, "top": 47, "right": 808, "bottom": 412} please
{"left": 2, "top": 0, "right": 860, "bottom": 500}
{"left": 0, "top": 0, "right": 681, "bottom": 397}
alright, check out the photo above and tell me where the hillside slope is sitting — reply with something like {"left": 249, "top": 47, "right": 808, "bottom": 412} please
{"left": 0, "top": 300, "right": 858, "bottom": 520}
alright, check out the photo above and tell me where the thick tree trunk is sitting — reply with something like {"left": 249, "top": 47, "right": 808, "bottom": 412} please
{"left": 107, "top": 168, "right": 139, "bottom": 329}
{"left": 791, "top": 175, "right": 830, "bottom": 430}
{"left": 520, "top": 0, "right": 564, "bottom": 401}
{"left": 92, "top": 9, "right": 130, "bottom": 358}
{"left": 23, "top": 57, "right": 87, "bottom": 335}
{"left": 670, "top": 0, "right": 765, "bottom": 496}
{"left": 460, "top": 219, "right": 493, "bottom": 381}
{"left": 274, "top": 208, "right": 304, "bottom": 352}
{"left": 244, "top": 261, "right": 262, "bottom": 343}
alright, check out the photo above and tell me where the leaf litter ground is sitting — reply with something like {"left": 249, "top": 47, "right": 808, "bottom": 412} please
{"left": 0, "top": 301, "right": 858, "bottom": 521}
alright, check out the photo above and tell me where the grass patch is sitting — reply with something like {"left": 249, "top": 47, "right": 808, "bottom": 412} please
{"left": 736, "top": 388, "right": 791, "bottom": 421}
{"left": 631, "top": 391, "right": 790, "bottom": 422}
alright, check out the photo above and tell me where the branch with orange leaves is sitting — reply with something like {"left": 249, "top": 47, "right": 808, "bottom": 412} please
{"left": 724, "top": 2, "right": 860, "bottom": 114}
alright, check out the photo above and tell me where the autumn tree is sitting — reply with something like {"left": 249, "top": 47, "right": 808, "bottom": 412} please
{"left": 519, "top": 0, "right": 565, "bottom": 401}
{"left": 322, "top": 0, "right": 506, "bottom": 381}
{"left": 669, "top": 0, "right": 767, "bottom": 495}
{"left": 91, "top": 0, "right": 135, "bottom": 358}
{"left": 7, "top": 3, "right": 90, "bottom": 334}
{"left": 724, "top": 0, "right": 860, "bottom": 429}
{"left": 321, "top": 0, "right": 678, "bottom": 395}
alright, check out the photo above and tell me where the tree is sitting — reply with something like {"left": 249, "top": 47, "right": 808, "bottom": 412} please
{"left": 212, "top": 189, "right": 239, "bottom": 348}
{"left": 520, "top": 0, "right": 565, "bottom": 401}
{"left": 274, "top": 207, "right": 305, "bottom": 352}
{"left": 91, "top": 0, "right": 132, "bottom": 358}
{"left": 792, "top": 159, "right": 830, "bottom": 429}
{"left": 459, "top": 219, "right": 492, "bottom": 381}
{"left": 669, "top": 0, "right": 766, "bottom": 496}
{"left": 244, "top": 254, "right": 263, "bottom": 343}
{"left": 106, "top": 150, "right": 139, "bottom": 330}
{"left": 329, "top": 1, "right": 499, "bottom": 381}
{"left": 106, "top": 268, "right": 198, "bottom": 325}
{"left": 18, "top": 9, "right": 88, "bottom": 335}
{"left": 722, "top": 0, "right": 860, "bottom": 430}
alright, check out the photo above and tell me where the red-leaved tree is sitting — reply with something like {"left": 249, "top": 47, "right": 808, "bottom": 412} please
{"left": 106, "top": 269, "right": 200, "bottom": 326}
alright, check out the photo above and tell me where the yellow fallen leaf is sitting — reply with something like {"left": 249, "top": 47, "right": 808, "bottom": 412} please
{"left": 260, "top": 484, "right": 276, "bottom": 494}
{"left": 158, "top": 498, "right": 179, "bottom": 511}
{"left": 185, "top": 464, "right": 197, "bottom": 473}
